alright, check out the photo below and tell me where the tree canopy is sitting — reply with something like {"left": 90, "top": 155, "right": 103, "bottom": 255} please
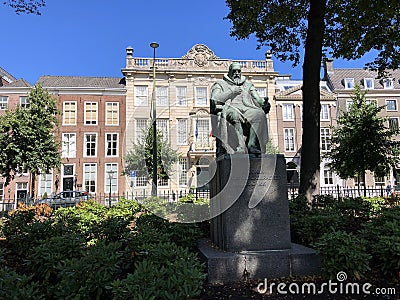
{"left": 3, "top": 0, "right": 45, "bottom": 15}
{"left": 225, "top": 0, "right": 400, "bottom": 199}
{"left": 326, "top": 87, "right": 400, "bottom": 194}
{"left": 124, "top": 126, "right": 180, "bottom": 186}
{"left": 0, "top": 84, "right": 61, "bottom": 196}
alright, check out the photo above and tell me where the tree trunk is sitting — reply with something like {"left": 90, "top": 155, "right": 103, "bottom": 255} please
{"left": 299, "top": 0, "right": 327, "bottom": 202}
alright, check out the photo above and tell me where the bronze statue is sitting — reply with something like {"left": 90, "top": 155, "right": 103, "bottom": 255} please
{"left": 210, "top": 62, "right": 270, "bottom": 155}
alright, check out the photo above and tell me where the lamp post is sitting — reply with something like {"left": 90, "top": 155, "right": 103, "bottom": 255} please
{"left": 150, "top": 42, "right": 159, "bottom": 197}
{"left": 107, "top": 170, "right": 115, "bottom": 207}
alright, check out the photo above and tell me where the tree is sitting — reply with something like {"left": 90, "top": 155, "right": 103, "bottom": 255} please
{"left": 3, "top": 0, "right": 45, "bottom": 15}
{"left": 225, "top": 0, "right": 400, "bottom": 200}
{"left": 326, "top": 86, "right": 400, "bottom": 196}
{"left": 124, "top": 126, "right": 180, "bottom": 187}
{"left": 0, "top": 84, "right": 61, "bottom": 199}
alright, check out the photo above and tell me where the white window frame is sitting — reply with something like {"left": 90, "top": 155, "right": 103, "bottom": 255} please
{"left": 383, "top": 78, "right": 394, "bottom": 89}
{"left": 344, "top": 78, "right": 355, "bottom": 89}
{"left": 178, "top": 158, "right": 188, "bottom": 186}
{"left": 156, "top": 119, "right": 169, "bottom": 142}
{"left": 195, "top": 87, "right": 207, "bottom": 106}
{"left": 284, "top": 128, "right": 295, "bottom": 152}
{"left": 282, "top": 103, "right": 294, "bottom": 121}
{"left": 177, "top": 119, "right": 188, "bottom": 145}
{"left": 320, "top": 128, "right": 331, "bottom": 152}
{"left": 83, "top": 163, "right": 97, "bottom": 193}
{"left": 389, "top": 117, "right": 399, "bottom": 131}
{"left": 255, "top": 87, "right": 267, "bottom": 98}
{"left": 135, "top": 86, "right": 148, "bottom": 106}
{"left": 0, "top": 96, "right": 8, "bottom": 110}
{"left": 323, "top": 168, "right": 334, "bottom": 185}
{"left": 364, "top": 78, "right": 374, "bottom": 89}
{"left": 105, "top": 133, "right": 118, "bottom": 157}
{"left": 386, "top": 99, "right": 397, "bottom": 111}
{"left": 63, "top": 101, "right": 77, "bottom": 125}
{"left": 194, "top": 118, "right": 210, "bottom": 149}
{"left": 135, "top": 119, "right": 148, "bottom": 143}
{"left": 20, "top": 96, "right": 30, "bottom": 109}
{"left": 39, "top": 172, "right": 53, "bottom": 197}
{"left": 62, "top": 133, "right": 76, "bottom": 158}
{"left": 176, "top": 86, "right": 187, "bottom": 106}
{"left": 84, "top": 133, "right": 97, "bottom": 157}
{"left": 84, "top": 102, "right": 98, "bottom": 125}
{"left": 105, "top": 163, "right": 118, "bottom": 193}
{"left": 346, "top": 100, "right": 354, "bottom": 111}
{"left": 156, "top": 86, "right": 168, "bottom": 107}
{"left": 105, "top": 102, "right": 119, "bottom": 126}
{"left": 320, "top": 104, "right": 330, "bottom": 121}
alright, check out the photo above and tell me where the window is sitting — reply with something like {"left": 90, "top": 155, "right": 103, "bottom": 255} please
{"left": 0, "top": 96, "right": 8, "bottom": 110}
{"left": 135, "top": 86, "right": 148, "bottom": 106}
{"left": 176, "top": 86, "right": 187, "bottom": 106}
{"left": 0, "top": 182, "right": 3, "bottom": 201}
{"left": 364, "top": 78, "right": 374, "bottom": 89}
{"left": 344, "top": 78, "right": 354, "bottom": 89}
{"left": 323, "top": 168, "right": 334, "bottom": 185}
{"left": 84, "top": 163, "right": 96, "bottom": 193}
{"left": 136, "top": 176, "right": 147, "bottom": 187}
{"left": 106, "top": 102, "right": 119, "bottom": 125}
{"left": 366, "top": 99, "right": 377, "bottom": 106}
{"left": 157, "top": 119, "right": 169, "bottom": 142}
{"left": 389, "top": 117, "right": 399, "bottom": 131}
{"left": 284, "top": 128, "right": 295, "bottom": 152}
{"left": 177, "top": 119, "right": 188, "bottom": 145}
{"left": 320, "top": 104, "right": 330, "bottom": 120}
{"left": 383, "top": 78, "right": 394, "bottom": 89}
{"left": 106, "top": 133, "right": 118, "bottom": 157}
{"left": 320, "top": 128, "right": 331, "bottom": 152}
{"left": 282, "top": 104, "right": 294, "bottom": 121}
{"left": 135, "top": 119, "right": 148, "bottom": 143}
{"left": 156, "top": 86, "right": 168, "bottom": 106}
{"left": 374, "top": 175, "right": 385, "bottom": 187}
{"left": 386, "top": 99, "right": 397, "bottom": 111}
{"left": 255, "top": 87, "right": 266, "bottom": 98}
{"left": 195, "top": 119, "right": 210, "bottom": 148}
{"left": 158, "top": 177, "right": 168, "bottom": 187}
{"left": 63, "top": 101, "right": 77, "bottom": 125}
{"left": 178, "top": 158, "right": 188, "bottom": 186}
{"left": 62, "top": 133, "right": 76, "bottom": 158}
{"left": 105, "top": 163, "right": 118, "bottom": 193}
{"left": 39, "top": 172, "right": 52, "bottom": 197}
{"left": 84, "top": 133, "right": 97, "bottom": 157}
{"left": 85, "top": 102, "right": 98, "bottom": 125}
{"left": 20, "top": 96, "right": 30, "bottom": 109}
{"left": 346, "top": 100, "right": 354, "bottom": 111}
{"left": 195, "top": 87, "right": 207, "bottom": 106}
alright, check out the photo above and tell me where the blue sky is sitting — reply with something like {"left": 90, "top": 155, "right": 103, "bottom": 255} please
{"left": 3, "top": 0, "right": 372, "bottom": 84}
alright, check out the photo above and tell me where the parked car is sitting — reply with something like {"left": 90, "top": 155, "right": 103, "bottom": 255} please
{"left": 35, "top": 190, "right": 93, "bottom": 208}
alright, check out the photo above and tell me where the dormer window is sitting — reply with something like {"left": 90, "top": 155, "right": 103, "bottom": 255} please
{"left": 383, "top": 78, "right": 394, "bottom": 89}
{"left": 344, "top": 78, "right": 355, "bottom": 89}
{"left": 364, "top": 78, "right": 374, "bottom": 89}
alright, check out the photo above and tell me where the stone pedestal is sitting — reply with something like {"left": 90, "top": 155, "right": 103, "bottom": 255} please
{"left": 200, "top": 154, "right": 320, "bottom": 283}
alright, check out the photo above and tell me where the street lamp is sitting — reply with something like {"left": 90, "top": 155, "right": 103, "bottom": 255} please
{"left": 150, "top": 42, "right": 159, "bottom": 197}
{"left": 107, "top": 170, "right": 115, "bottom": 207}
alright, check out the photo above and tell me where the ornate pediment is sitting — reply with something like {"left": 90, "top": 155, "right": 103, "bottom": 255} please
{"left": 182, "top": 44, "right": 219, "bottom": 67}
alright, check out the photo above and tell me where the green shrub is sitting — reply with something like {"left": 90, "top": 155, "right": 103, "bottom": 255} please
{"left": 0, "top": 268, "right": 44, "bottom": 300}
{"left": 109, "top": 242, "right": 205, "bottom": 300}
{"left": 314, "top": 230, "right": 371, "bottom": 280}
{"left": 361, "top": 206, "right": 400, "bottom": 276}
{"left": 54, "top": 240, "right": 126, "bottom": 300}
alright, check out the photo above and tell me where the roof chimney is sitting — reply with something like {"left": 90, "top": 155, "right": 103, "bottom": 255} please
{"left": 323, "top": 58, "right": 334, "bottom": 79}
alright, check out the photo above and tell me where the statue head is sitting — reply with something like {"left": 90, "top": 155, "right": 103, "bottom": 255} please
{"left": 228, "top": 62, "right": 242, "bottom": 84}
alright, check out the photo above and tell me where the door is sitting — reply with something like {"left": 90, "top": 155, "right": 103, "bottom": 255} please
{"left": 63, "top": 178, "right": 74, "bottom": 191}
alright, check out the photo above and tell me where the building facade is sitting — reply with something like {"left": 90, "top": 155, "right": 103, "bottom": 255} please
{"left": 324, "top": 59, "right": 400, "bottom": 189}
{"left": 121, "top": 44, "right": 278, "bottom": 196}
